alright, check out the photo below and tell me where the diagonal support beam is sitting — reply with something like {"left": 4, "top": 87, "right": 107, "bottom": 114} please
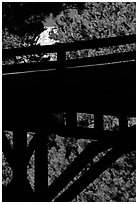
{"left": 54, "top": 147, "right": 124, "bottom": 202}
{"left": 54, "top": 125, "right": 136, "bottom": 202}
{"left": 2, "top": 132, "right": 14, "bottom": 169}
{"left": 48, "top": 140, "right": 112, "bottom": 201}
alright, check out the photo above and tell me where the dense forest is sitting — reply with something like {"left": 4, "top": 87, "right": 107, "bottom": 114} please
{"left": 2, "top": 2, "right": 136, "bottom": 202}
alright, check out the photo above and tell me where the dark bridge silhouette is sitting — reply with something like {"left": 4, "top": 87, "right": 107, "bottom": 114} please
{"left": 2, "top": 34, "right": 136, "bottom": 201}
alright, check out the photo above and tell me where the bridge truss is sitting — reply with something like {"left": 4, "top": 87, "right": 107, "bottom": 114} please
{"left": 2, "top": 34, "right": 136, "bottom": 201}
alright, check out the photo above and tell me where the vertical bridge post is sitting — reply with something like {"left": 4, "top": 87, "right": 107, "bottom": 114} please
{"left": 94, "top": 112, "right": 103, "bottom": 138}
{"left": 12, "top": 129, "right": 28, "bottom": 201}
{"left": 57, "top": 46, "right": 66, "bottom": 97}
{"left": 57, "top": 46, "right": 66, "bottom": 73}
{"left": 35, "top": 129, "right": 48, "bottom": 201}
{"left": 66, "top": 112, "right": 77, "bottom": 128}
{"left": 119, "top": 114, "right": 128, "bottom": 150}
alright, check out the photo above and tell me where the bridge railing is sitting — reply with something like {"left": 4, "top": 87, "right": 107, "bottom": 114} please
{"left": 3, "top": 34, "right": 136, "bottom": 74}
{"left": 3, "top": 34, "right": 136, "bottom": 57}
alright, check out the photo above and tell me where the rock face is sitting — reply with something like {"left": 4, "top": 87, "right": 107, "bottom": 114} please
{"left": 35, "top": 27, "right": 59, "bottom": 46}
{"left": 34, "top": 14, "right": 59, "bottom": 61}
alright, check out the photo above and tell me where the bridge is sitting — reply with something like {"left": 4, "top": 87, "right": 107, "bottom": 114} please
{"left": 2, "top": 34, "right": 136, "bottom": 201}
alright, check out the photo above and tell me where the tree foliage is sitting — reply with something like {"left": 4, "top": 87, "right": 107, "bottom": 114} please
{"left": 2, "top": 2, "right": 136, "bottom": 48}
